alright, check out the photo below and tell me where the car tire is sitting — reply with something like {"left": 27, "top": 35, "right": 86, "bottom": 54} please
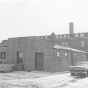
{"left": 71, "top": 73, "right": 75, "bottom": 76}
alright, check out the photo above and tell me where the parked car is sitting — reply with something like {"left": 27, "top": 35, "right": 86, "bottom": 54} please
{"left": 0, "top": 60, "right": 15, "bottom": 72}
{"left": 70, "top": 61, "right": 88, "bottom": 77}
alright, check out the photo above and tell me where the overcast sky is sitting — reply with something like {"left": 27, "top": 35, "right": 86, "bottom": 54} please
{"left": 0, "top": 0, "right": 88, "bottom": 42}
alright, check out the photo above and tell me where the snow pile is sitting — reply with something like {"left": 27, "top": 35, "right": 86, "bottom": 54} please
{"left": 0, "top": 71, "right": 88, "bottom": 88}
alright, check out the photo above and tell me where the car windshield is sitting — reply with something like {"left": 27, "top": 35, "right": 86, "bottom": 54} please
{"left": 76, "top": 62, "right": 88, "bottom": 66}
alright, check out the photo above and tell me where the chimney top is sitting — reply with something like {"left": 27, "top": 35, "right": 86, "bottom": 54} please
{"left": 69, "top": 22, "right": 74, "bottom": 34}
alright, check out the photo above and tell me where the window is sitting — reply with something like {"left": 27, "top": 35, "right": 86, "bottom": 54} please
{"left": 74, "top": 54, "right": 77, "bottom": 62}
{"left": 1, "top": 52, "right": 6, "bottom": 59}
{"left": 65, "top": 53, "right": 68, "bottom": 56}
{"left": 65, "top": 42, "right": 68, "bottom": 47}
{"left": 61, "top": 42, "right": 68, "bottom": 47}
{"left": 81, "top": 41, "right": 84, "bottom": 47}
{"left": 19, "top": 52, "right": 23, "bottom": 58}
{"left": 57, "top": 52, "right": 60, "bottom": 63}
{"left": 65, "top": 53, "right": 68, "bottom": 63}
{"left": 57, "top": 52, "right": 60, "bottom": 56}
{"left": 61, "top": 42, "right": 64, "bottom": 47}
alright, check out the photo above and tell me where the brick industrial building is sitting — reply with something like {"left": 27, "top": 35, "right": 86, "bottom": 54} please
{"left": 0, "top": 22, "right": 88, "bottom": 72}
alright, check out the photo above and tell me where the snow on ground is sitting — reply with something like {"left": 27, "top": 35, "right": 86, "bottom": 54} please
{"left": 0, "top": 71, "right": 88, "bottom": 88}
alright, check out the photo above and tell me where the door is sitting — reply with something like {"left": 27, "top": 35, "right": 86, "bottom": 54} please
{"left": 35, "top": 52, "right": 44, "bottom": 71}
{"left": 72, "top": 53, "right": 77, "bottom": 66}
{"left": 87, "top": 55, "right": 88, "bottom": 61}
{"left": 17, "top": 52, "right": 23, "bottom": 63}
{"left": 16, "top": 52, "right": 24, "bottom": 71}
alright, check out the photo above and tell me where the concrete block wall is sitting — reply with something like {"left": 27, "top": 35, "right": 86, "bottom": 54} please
{"left": 71, "top": 51, "right": 87, "bottom": 66}
{"left": 43, "top": 44, "right": 54, "bottom": 72}
{"left": 0, "top": 39, "right": 16, "bottom": 64}
{"left": 24, "top": 37, "right": 54, "bottom": 72}
{"left": 0, "top": 36, "right": 88, "bottom": 72}
{"left": 8, "top": 39, "right": 17, "bottom": 64}
{"left": 76, "top": 52, "right": 84, "bottom": 61}
{"left": 53, "top": 50, "right": 72, "bottom": 72}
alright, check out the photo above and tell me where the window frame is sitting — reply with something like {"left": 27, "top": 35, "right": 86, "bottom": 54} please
{"left": 65, "top": 52, "right": 68, "bottom": 63}
{"left": 1, "top": 52, "right": 6, "bottom": 59}
{"left": 57, "top": 52, "right": 60, "bottom": 57}
{"left": 57, "top": 51, "right": 60, "bottom": 63}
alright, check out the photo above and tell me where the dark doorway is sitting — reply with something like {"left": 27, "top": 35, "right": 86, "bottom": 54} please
{"left": 16, "top": 52, "right": 24, "bottom": 71}
{"left": 87, "top": 55, "right": 88, "bottom": 61}
{"left": 17, "top": 52, "right": 23, "bottom": 63}
{"left": 35, "top": 52, "right": 44, "bottom": 71}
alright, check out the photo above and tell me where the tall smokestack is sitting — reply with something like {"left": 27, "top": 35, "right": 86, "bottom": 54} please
{"left": 69, "top": 22, "right": 74, "bottom": 34}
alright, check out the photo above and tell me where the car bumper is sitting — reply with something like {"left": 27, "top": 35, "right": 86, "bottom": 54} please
{"left": 70, "top": 71, "right": 87, "bottom": 74}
